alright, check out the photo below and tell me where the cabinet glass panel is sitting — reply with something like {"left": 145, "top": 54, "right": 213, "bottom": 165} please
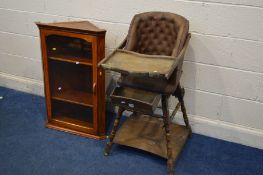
{"left": 52, "top": 100, "right": 93, "bottom": 128}
{"left": 49, "top": 60, "right": 93, "bottom": 107}
{"left": 46, "top": 35, "right": 92, "bottom": 65}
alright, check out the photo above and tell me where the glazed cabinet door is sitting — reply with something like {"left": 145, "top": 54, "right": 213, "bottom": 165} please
{"left": 40, "top": 29, "right": 99, "bottom": 136}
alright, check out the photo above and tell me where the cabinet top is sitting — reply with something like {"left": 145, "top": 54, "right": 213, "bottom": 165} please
{"left": 36, "top": 21, "right": 106, "bottom": 35}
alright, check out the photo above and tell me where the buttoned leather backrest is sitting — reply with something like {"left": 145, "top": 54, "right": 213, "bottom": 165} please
{"left": 125, "top": 12, "right": 189, "bottom": 57}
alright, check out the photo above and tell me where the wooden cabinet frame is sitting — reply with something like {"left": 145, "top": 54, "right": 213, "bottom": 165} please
{"left": 37, "top": 21, "right": 106, "bottom": 139}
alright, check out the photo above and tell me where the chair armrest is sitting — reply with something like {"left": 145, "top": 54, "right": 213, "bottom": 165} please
{"left": 117, "top": 36, "right": 127, "bottom": 49}
{"left": 97, "top": 36, "right": 127, "bottom": 68}
{"left": 172, "top": 33, "right": 191, "bottom": 64}
{"left": 98, "top": 33, "right": 191, "bottom": 79}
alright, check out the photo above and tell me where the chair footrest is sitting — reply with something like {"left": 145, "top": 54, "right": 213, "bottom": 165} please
{"left": 110, "top": 86, "right": 161, "bottom": 115}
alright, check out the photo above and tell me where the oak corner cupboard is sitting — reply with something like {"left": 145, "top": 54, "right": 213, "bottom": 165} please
{"left": 36, "top": 21, "right": 106, "bottom": 139}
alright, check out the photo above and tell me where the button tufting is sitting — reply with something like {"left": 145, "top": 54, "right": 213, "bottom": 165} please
{"left": 128, "top": 13, "right": 187, "bottom": 56}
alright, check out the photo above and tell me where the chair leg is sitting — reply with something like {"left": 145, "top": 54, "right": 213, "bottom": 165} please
{"left": 104, "top": 107, "right": 125, "bottom": 156}
{"left": 161, "top": 95, "right": 174, "bottom": 175}
{"left": 177, "top": 84, "right": 192, "bottom": 136}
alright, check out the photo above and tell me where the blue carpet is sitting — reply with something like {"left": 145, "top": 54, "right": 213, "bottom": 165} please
{"left": 0, "top": 86, "right": 263, "bottom": 175}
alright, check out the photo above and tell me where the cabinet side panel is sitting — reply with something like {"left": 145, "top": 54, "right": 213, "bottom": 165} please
{"left": 97, "top": 36, "right": 106, "bottom": 136}
{"left": 39, "top": 29, "right": 52, "bottom": 122}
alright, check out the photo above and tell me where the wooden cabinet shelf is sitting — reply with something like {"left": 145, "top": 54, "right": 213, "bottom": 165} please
{"left": 53, "top": 116, "right": 93, "bottom": 129}
{"left": 51, "top": 99, "right": 93, "bottom": 126}
{"left": 52, "top": 90, "right": 93, "bottom": 107}
{"left": 37, "top": 21, "right": 106, "bottom": 139}
{"left": 49, "top": 56, "right": 92, "bottom": 66}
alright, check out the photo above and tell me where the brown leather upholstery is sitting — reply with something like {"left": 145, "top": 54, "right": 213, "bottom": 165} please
{"left": 126, "top": 12, "right": 189, "bottom": 57}
{"left": 119, "top": 12, "right": 189, "bottom": 94}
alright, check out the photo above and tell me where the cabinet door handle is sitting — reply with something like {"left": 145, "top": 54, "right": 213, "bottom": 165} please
{"left": 93, "top": 83, "right": 97, "bottom": 94}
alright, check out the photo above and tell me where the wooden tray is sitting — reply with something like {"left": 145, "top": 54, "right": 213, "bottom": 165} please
{"left": 110, "top": 86, "right": 161, "bottom": 115}
{"left": 98, "top": 49, "right": 179, "bottom": 79}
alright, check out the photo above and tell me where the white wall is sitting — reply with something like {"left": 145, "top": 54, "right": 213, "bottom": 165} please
{"left": 0, "top": 0, "right": 263, "bottom": 149}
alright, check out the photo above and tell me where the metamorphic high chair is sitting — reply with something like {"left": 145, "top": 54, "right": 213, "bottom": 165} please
{"left": 98, "top": 12, "right": 192, "bottom": 175}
